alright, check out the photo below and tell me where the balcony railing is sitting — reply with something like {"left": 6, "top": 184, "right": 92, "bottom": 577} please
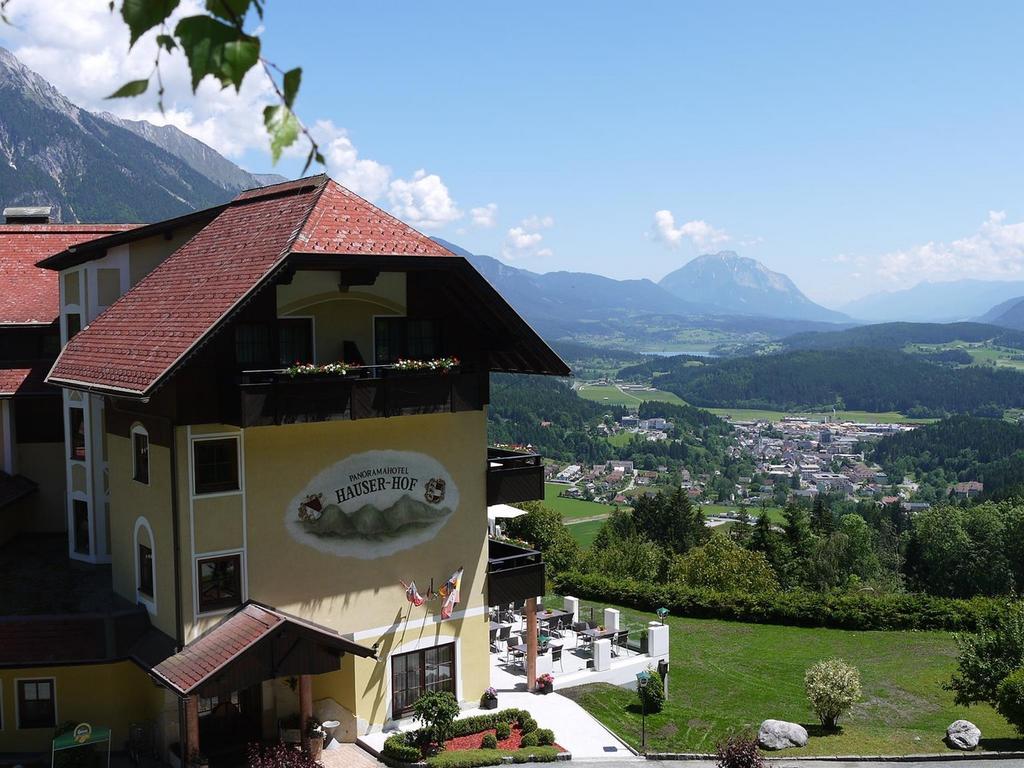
{"left": 487, "top": 539, "right": 545, "bottom": 607}
{"left": 487, "top": 447, "right": 544, "bottom": 506}
{"left": 238, "top": 367, "right": 484, "bottom": 427}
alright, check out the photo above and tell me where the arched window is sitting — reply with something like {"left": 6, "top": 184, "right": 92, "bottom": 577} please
{"left": 131, "top": 424, "right": 149, "bottom": 485}
{"left": 134, "top": 517, "right": 156, "bottom": 612}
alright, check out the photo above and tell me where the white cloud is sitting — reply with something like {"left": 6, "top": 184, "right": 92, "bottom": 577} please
{"left": 311, "top": 120, "right": 392, "bottom": 201}
{"left": 470, "top": 203, "right": 498, "bottom": 228}
{"left": 3, "top": 0, "right": 277, "bottom": 159}
{"left": 873, "top": 211, "right": 1024, "bottom": 287}
{"left": 651, "top": 210, "right": 731, "bottom": 251}
{"left": 501, "top": 215, "right": 555, "bottom": 261}
{"left": 387, "top": 170, "right": 462, "bottom": 229}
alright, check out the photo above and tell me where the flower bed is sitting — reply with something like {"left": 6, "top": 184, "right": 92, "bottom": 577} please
{"left": 381, "top": 708, "right": 564, "bottom": 767}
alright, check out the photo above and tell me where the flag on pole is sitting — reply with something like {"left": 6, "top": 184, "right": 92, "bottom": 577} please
{"left": 438, "top": 567, "right": 463, "bottom": 619}
{"left": 400, "top": 580, "right": 425, "bottom": 607}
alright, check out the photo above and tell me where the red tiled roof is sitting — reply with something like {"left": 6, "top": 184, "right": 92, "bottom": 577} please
{"left": 151, "top": 602, "right": 374, "bottom": 695}
{"left": 48, "top": 176, "right": 455, "bottom": 394}
{"left": 0, "top": 361, "right": 55, "bottom": 397}
{"left": 0, "top": 224, "right": 135, "bottom": 325}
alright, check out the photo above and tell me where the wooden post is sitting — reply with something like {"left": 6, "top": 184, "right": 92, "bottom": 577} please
{"left": 184, "top": 695, "right": 200, "bottom": 762}
{"left": 525, "top": 597, "right": 538, "bottom": 691}
{"left": 299, "top": 674, "right": 313, "bottom": 727}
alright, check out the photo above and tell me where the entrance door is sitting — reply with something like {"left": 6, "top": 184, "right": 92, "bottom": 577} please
{"left": 198, "top": 684, "right": 263, "bottom": 765}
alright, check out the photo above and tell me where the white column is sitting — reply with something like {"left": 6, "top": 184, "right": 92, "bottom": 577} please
{"left": 603, "top": 608, "right": 620, "bottom": 632}
{"left": 647, "top": 623, "right": 669, "bottom": 658}
{"left": 563, "top": 596, "right": 579, "bottom": 624}
{"left": 592, "top": 639, "right": 612, "bottom": 671}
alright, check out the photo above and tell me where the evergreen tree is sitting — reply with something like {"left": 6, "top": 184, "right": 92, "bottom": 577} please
{"left": 811, "top": 494, "right": 835, "bottom": 535}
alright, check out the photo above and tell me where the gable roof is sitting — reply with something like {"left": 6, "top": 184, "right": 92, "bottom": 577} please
{"left": 0, "top": 360, "right": 54, "bottom": 398}
{"left": 48, "top": 175, "right": 567, "bottom": 395}
{"left": 0, "top": 224, "right": 134, "bottom": 325}
{"left": 150, "top": 601, "right": 375, "bottom": 696}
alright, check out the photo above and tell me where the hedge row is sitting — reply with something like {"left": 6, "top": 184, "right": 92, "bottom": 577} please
{"left": 552, "top": 571, "right": 1010, "bottom": 632}
{"left": 383, "top": 708, "right": 546, "bottom": 764}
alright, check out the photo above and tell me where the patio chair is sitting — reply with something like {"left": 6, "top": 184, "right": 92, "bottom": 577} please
{"left": 613, "top": 629, "right": 629, "bottom": 657}
{"left": 493, "top": 638, "right": 508, "bottom": 658}
{"left": 551, "top": 644, "right": 564, "bottom": 671}
{"left": 498, "top": 625, "right": 511, "bottom": 642}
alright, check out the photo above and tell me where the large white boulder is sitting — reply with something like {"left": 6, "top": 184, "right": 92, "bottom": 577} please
{"left": 946, "top": 720, "right": 981, "bottom": 750}
{"left": 757, "top": 719, "right": 809, "bottom": 750}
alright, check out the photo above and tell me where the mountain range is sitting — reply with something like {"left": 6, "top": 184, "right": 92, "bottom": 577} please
{"left": 840, "top": 279, "right": 1024, "bottom": 324}
{"left": 0, "top": 46, "right": 283, "bottom": 223}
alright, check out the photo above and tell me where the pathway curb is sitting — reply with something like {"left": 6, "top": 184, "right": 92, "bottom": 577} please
{"left": 644, "top": 751, "right": 1024, "bottom": 762}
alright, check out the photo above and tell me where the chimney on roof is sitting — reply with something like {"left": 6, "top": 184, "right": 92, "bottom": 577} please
{"left": 3, "top": 206, "right": 52, "bottom": 224}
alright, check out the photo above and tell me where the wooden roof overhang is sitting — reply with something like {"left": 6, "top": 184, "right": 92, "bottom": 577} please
{"left": 150, "top": 602, "right": 376, "bottom": 699}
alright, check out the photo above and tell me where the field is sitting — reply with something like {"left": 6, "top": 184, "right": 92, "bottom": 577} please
{"left": 561, "top": 600, "right": 1023, "bottom": 756}
{"left": 906, "top": 340, "right": 1024, "bottom": 372}
{"left": 565, "top": 519, "right": 605, "bottom": 548}
{"left": 705, "top": 407, "right": 934, "bottom": 424}
{"left": 576, "top": 382, "right": 685, "bottom": 407}
{"left": 544, "top": 483, "right": 616, "bottom": 520}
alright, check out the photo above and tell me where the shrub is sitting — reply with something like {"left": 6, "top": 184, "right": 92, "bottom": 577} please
{"left": 637, "top": 665, "right": 665, "bottom": 712}
{"left": 996, "top": 667, "right": 1024, "bottom": 733}
{"left": 248, "top": 743, "right": 321, "bottom": 768}
{"left": 413, "top": 691, "right": 461, "bottom": 747}
{"left": 382, "top": 733, "right": 422, "bottom": 763}
{"left": 535, "top": 728, "right": 555, "bottom": 746}
{"left": 495, "top": 721, "right": 511, "bottom": 740}
{"left": 805, "top": 658, "right": 862, "bottom": 729}
{"left": 715, "top": 735, "right": 765, "bottom": 768}
{"left": 519, "top": 732, "right": 539, "bottom": 748}
{"left": 552, "top": 571, "right": 1005, "bottom": 632}
{"left": 519, "top": 716, "right": 538, "bottom": 734}
{"left": 480, "top": 733, "right": 498, "bottom": 749}
{"left": 670, "top": 536, "right": 780, "bottom": 594}
{"left": 949, "top": 601, "right": 1024, "bottom": 708}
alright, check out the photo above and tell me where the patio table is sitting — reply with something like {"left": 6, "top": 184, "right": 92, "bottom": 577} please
{"left": 579, "top": 627, "right": 619, "bottom": 644}
{"left": 534, "top": 608, "right": 573, "bottom": 629}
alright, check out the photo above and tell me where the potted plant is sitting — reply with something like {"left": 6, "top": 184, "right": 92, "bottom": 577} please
{"left": 305, "top": 717, "right": 325, "bottom": 761}
{"left": 481, "top": 686, "right": 499, "bottom": 710}
{"left": 279, "top": 712, "right": 302, "bottom": 744}
{"left": 536, "top": 673, "right": 554, "bottom": 695}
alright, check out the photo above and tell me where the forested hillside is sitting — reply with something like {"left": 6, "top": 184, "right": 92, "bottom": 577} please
{"left": 621, "top": 348, "right": 1024, "bottom": 415}
{"left": 872, "top": 416, "right": 1024, "bottom": 500}
{"left": 780, "top": 321, "right": 1024, "bottom": 351}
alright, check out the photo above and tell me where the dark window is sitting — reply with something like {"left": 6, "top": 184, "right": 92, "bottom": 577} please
{"left": 374, "top": 318, "right": 440, "bottom": 365}
{"left": 235, "top": 323, "right": 272, "bottom": 367}
{"left": 138, "top": 542, "right": 154, "bottom": 597}
{"left": 17, "top": 679, "right": 55, "bottom": 729}
{"left": 69, "top": 407, "right": 86, "bottom": 460}
{"left": 72, "top": 499, "right": 90, "bottom": 555}
{"left": 133, "top": 431, "right": 150, "bottom": 484}
{"left": 278, "top": 318, "right": 314, "bottom": 366}
{"left": 197, "top": 554, "right": 242, "bottom": 613}
{"left": 65, "top": 313, "right": 82, "bottom": 340}
{"left": 391, "top": 643, "right": 455, "bottom": 716}
{"left": 193, "top": 439, "right": 239, "bottom": 495}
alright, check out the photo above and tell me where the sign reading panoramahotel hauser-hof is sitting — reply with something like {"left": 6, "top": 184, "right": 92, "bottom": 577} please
{"left": 286, "top": 450, "right": 460, "bottom": 558}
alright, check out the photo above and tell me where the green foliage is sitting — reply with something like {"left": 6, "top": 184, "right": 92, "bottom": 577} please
{"left": 632, "top": 488, "right": 709, "bottom": 555}
{"left": 585, "top": 531, "right": 668, "bottom": 582}
{"left": 413, "top": 691, "right": 461, "bottom": 746}
{"left": 120, "top": 0, "right": 181, "bottom": 47}
{"left": 949, "top": 602, "right": 1024, "bottom": 708}
{"left": 174, "top": 15, "right": 260, "bottom": 91}
{"left": 637, "top": 665, "right": 665, "bottom": 712}
{"left": 518, "top": 732, "right": 539, "bottom": 748}
{"left": 715, "top": 734, "right": 765, "bottom": 768}
{"left": 424, "top": 747, "right": 561, "bottom": 768}
{"left": 519, "top": 716, "right": 537, "bottom": 734}
{"left": 480, "top": 733, "right": 498, "bottom": 749}
{"left": 106, "top": 79, "right": 150, "bottom": 98}
{"left": 382, "top": 733, "right": 422, "bottom": 763}
{"left": 264, "top": 104, "right": 299, "bottom": 162}
{"left": 669, "top": 535, "right": 780, "bottom": 594}
{"left": 804, "top": 657, "right": 862, "bottom": 729}
{"left": 502, "top": 502, "right": 582, "bottom": 574}
{"left": 535, "top": 728, "right": 555, "bottom": 746}
{"left": 874, "top": 416, "right": 1024, "bottom": 501}
{"left": 554, "top": 570, "right": 1007, "bottom": 632}
{"left": 494, "top": 721, "right": 511, "bottom": 740}
{"left": 633, "top": 348, "right": 1024, "bottom": 414}
{"left": 996, "top": 667, "right": 1024, "bottom": 734}
{"left": 383, "top": 710, "right": 542, "bottom": 763}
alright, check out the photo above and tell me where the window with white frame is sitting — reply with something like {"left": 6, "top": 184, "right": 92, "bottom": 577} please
{"left": 17, "top": 679, "right": 55, "bottom": 729}
{"left": 135, "top": 518, "right": 155, "bottom": 604}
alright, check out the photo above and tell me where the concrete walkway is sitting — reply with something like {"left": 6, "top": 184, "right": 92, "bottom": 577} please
{"left": 358, "top": 691, "right": 632, "bottom": 759}
{"left": 561, "top": 760, "right": 1024, "bottom": 768}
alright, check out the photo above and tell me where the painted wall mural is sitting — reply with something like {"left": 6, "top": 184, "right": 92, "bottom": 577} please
{"left": 285, "top": 450, "right": 460, "bottom": 558}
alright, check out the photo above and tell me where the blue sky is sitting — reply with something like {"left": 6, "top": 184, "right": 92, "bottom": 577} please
{"left": 5, "top": 1, "right": 1024, "bottom": 305}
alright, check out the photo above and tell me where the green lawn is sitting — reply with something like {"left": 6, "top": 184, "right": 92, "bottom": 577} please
{"left": 544, "top": 483, "right": 617, "bottom": 520}
{"left": 576, "top": 383, "right": 685, "bottom": 408}
{"left": 560, "top": 601, "right": 1023, "bottom": 756}
{"left": 605, "top": 431, "right": 634, "bottom": 447}
{"left": 705, "top": 407, "right": 934, "bottom": 424}
{"left": 565, "top": 519, "right": 606, "bottom": 548}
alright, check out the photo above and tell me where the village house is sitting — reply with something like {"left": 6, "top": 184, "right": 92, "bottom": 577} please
{"left": 0, "top": 177, "right": 565, "bottom": 762}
